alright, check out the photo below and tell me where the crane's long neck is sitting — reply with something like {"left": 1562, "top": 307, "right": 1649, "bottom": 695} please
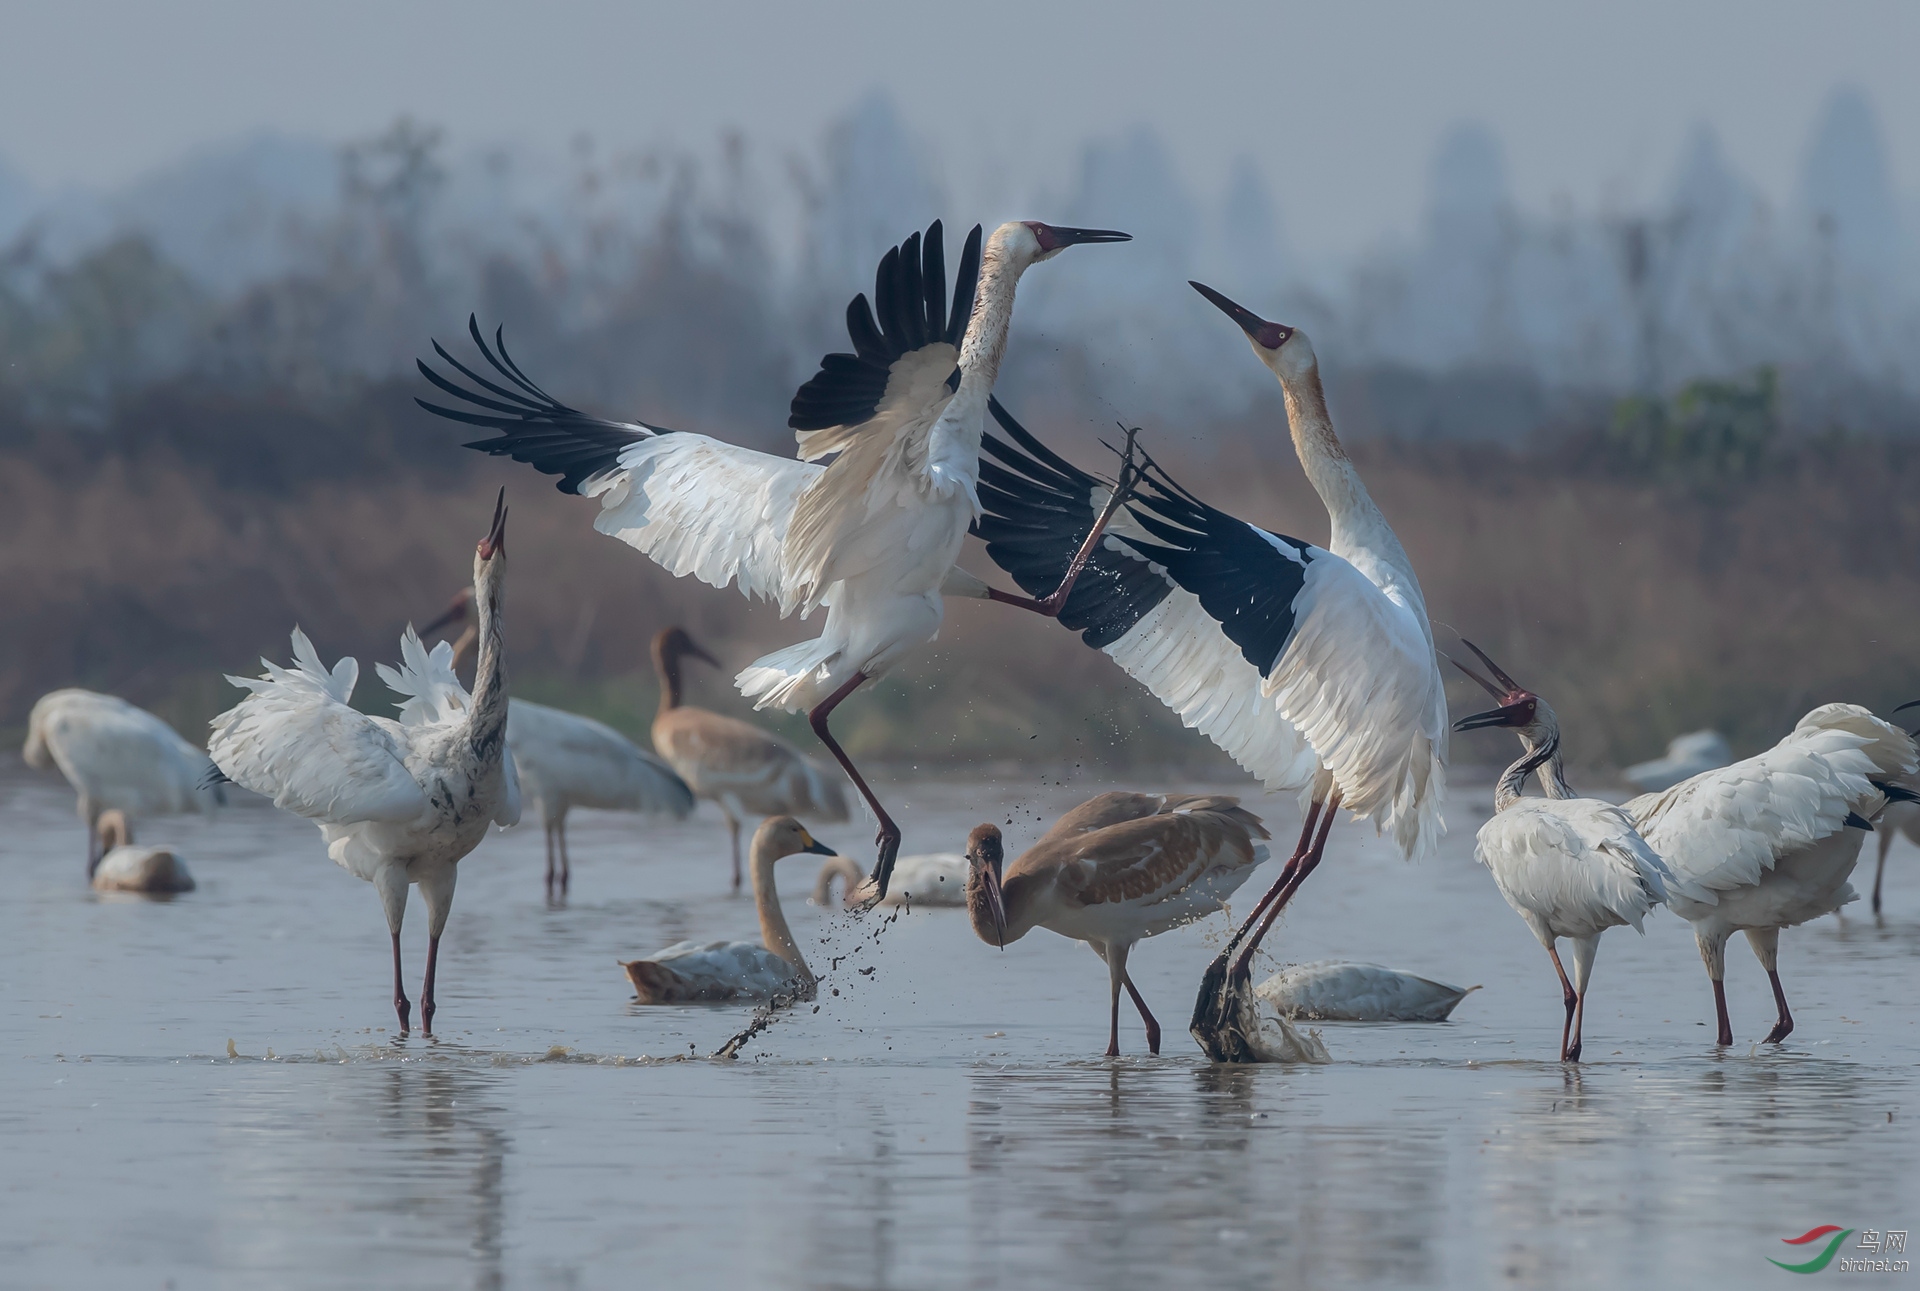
{"left": 947, "top": 238, "right": 1027, "bottom": 420}
{"left": 653, "top": 646, "right": 682, "bottom": 718}
{"left": 752, "top": 847, "right": 813, "bottom": 989}
{"left": 467, "top": 560, "right": 509, "bottom": 755}
{"left": 1277, "top": 359, "right": 1421, "bottom": 609}
{"left": 1494, "top": 726, "right": 1573, "bottom": 812}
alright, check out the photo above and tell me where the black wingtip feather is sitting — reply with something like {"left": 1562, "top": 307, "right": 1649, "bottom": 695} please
{"left": 788, "top": 220, "right": 984, "bottom": 433}
{"left": 415, "top": 320, "right": 661, "bottom": 495}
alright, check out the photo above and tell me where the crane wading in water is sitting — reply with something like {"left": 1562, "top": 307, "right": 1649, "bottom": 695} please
{"left": 1450, "top": 643, "right": 1678, "bottom": 1061}
{"left": 963, "top": 793, "right": 1270, "bottom": 1057}
{"left": 416, "top": 220, "right": 1137, "bottom": 899}
{"left": 966, "top": 284, "right": 1448, "bottom": 1061}
{"left": 208, "top": 490, "right": 520, "bottom": 1036}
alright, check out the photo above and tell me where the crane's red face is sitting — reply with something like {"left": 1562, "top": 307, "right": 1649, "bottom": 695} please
{"left": 1448, "top": 640, "right": 1540, "bottom": 732}
{"left": 477, "top": 487, "right": 508, "bottom": 561}
{"left": 1190, "top": 281, "right": 1296, "bottom": 350}
{"left": 1022, "top": 221, "right": 1132, "bottom": 256}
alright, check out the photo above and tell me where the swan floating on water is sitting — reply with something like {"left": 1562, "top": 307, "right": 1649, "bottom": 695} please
{"left": 622, "top": 816, "right": 835, "bottom": 1004}
{"left": 1254, "top": 961, "right": 1478, "bottom": 1022}
{"left": 90, "top": 810, "right": 195, "bottom": 895}
{"left": 813, "top": 852, "right": 967, "bottom": 908}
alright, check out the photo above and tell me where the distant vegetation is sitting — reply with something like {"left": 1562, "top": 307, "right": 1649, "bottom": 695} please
{"left": 2, "top": 107, "right": 1918, "bottom": 777}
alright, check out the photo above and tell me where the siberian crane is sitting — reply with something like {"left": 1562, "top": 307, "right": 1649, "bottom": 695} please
{"left": 1449, "top": 643, "right": 1678, "bottom": 1061}
{"left": 967, "top": 283, "right": 1448, "bottom": 1061}
{"left": 416, "top": 220, "right": 1135, "bottom": 898}
{"left": 208, "top": 492, "right": 520, "bottom": 1036}
{"left": 1628, "top": 703, "right": 1918, "bottom": 1045}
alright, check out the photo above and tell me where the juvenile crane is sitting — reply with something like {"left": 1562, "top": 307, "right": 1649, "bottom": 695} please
{"left": 417, "top": 220, "right": 1135, "bottom": 897}
{"left": 650, "top": 626, "right": 849, "bottom": 891}
{"left": 1628, "top": 703, "right": 1918, "bottom": 1045}
{"left": 963, "top": 792, "right": 1269, "bottom": 1056}
{"left": 208, "top": 492, "right": 520, "bottom": 1035}
{"left": 968, "top": 284, "right": 1448, "bottom": 1061}
{"left": 1449, "top": 643, "right": 1678, "bottom": 1061}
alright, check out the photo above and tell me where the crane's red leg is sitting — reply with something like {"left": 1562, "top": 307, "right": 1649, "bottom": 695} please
{"left": 1547, "top": 945, "right": 1578, "bottom": 1061}
{"left": 1762, "top": 970, "right": 1794, "bottom": 1044}
{"left": 1712, "top": 979, "right": 1733, "bottom": 1047}
{"left": 987, "top": 433, "right": 1142, "bottom": 618}
{"left": 1227, "top": 791, "right": 1342, "bottom": 981}
{"left": 391, "top": 932, "right": 412, "bottom": 1035}
{"left": 543, "top": 822, "right": 558, "bottom": 903}
{"left": 420, "top": 934, "right": 441, "bottom": 1036}
{"left": 558, "top": 820, "right": 571, "bottom": 899}
{"left": 807, "top": 672, "right": 902, "bottom": 900}
{"left": 1123, "top": 975, "right": 1161, "bottom": 1055}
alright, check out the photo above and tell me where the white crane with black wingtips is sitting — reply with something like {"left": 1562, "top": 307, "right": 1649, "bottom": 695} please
{"left": 416, "top": 220, "right": 1136, "bottom": 899}
{"left": 966, "top": 283, "right": 1448, "bottom": 1061}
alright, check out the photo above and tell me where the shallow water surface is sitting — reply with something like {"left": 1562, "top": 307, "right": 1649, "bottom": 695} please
{"left": 3, "top": 767, "right": 1916, "bottom": 1289}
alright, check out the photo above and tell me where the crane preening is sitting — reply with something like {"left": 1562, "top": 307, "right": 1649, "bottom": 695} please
{"left": 968, "top": 283, "right": 1448, "bottom": 1062}
{"left": 416, "top": 219, "right": 1137, "bottom": 900}
{"left": 1627, "top": 703, "right": 1918, "bottom": 1046}
{"left": 208, "top": 491, "right": 520, "bottom": 1036}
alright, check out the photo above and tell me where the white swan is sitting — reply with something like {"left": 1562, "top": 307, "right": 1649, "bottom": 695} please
{"left": 813, "top": 851, "right": 967, "bottom": 908}
{"left": 90, "top": 810, "right": 195, "bottom": 894}
{"left": 1255, "top": 961, "right": 1478, "bottom": 1022}
{"left": 621, "top": 816, "right": 835, "bottom": 1004}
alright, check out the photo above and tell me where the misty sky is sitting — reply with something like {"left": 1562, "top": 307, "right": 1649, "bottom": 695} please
{"left": 3, "top": 0, "right": 1915, "bottom": 257}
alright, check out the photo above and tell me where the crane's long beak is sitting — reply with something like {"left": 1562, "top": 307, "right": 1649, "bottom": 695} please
{"left": 1452, "top": 702, "right": 1532, "bottom": 733}
{"left": 421, "top": 590, "right": 472, "bottom": 635}
{"left": 478, "top": 487, "right": 508, "bottom": 559}
{"left": 1189, "top": 281, "right": 1294, "bottom": 349}
{"left": 981, "top": 857, "right": 1007, "bottom": 948}
{"left": 1049, "top": 226, "right": 1131, "bottom": 245}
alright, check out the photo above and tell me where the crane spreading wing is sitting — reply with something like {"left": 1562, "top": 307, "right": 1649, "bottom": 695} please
{"left": 416, "top": 223, "right": 985, "bottom": 618}
{"left": 209, "top": 629, "right": 428, "bottom": 826}
{"left": 974, "top": 399, "right": 1445, "bottom": 858}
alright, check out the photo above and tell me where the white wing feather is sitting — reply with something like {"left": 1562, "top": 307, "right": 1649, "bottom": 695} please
{"left": 1476, "top": 798, "right": 1673, "bottom": 933}
{"left": 25, "top": 689, "right": 217, "bottom": 815}
{"left": 584, "top": 433, "right": 821, "bottom": 609}
{"left": 209, "top": 628, "right": 427, "bottom": 825}
{"left": 1627, "top": 717, "right": 1903, "bottom": 900}
{"left": 375, "top": 630, "right": 470, "bottom": 727}
{"left": 506, "top": 700, "right": 694, "bottom": 817}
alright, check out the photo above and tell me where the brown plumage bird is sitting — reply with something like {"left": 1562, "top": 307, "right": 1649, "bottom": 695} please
{"left": 964, "top": 792, "right": 1270, "bottom": 1056}
{"left": 650, "top": 627, "right": 850, "bottom": 892}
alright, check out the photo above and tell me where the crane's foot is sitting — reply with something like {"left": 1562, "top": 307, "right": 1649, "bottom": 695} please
{"left": 858, "top": 828, "right": 903, "bottom": 910}
{"left": 421, "top": 997, "right": 436, "bottom": 1037}
{"left": 394, "top": 995, "right": 412, "bottom": 1035}
{"left": 1564, "top": 1038, "right": 1582, "bottom": 1063}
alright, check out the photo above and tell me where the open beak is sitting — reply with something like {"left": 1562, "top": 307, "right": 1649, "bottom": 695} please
{"left": 1452, "top": 702, "right": 1533, "bottom": 733}
{"left": 477, "top": 487, "right": 508, "bottom": 560}
{"left": 1189, "top": 281, "right": 1294, "bottom": 348}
